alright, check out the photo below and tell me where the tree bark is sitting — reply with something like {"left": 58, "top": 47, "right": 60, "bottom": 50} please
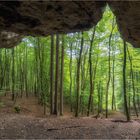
{"left": 75, "top": 32, "right": 84, "bottom": 117}
{"left": 50, "top": 35, "right": 54, "bottom": 114}
{"left": 60, "top": 35, "right": 64, "bottom": 116}
{"left": 105, "top": 19, "right": 115, "bottom": 118}
{"left": 112, "top": 55, "right": 116, "bottom": 110}
{"left": 69, "top": 43, "right": 73, "bottom": 112}
{"left": 87, "top": 27, "right": 96, "bottom": 116}
{"left": 123, "top": 41, "right": 130, "bottom": 121}
{"left": 12, "top": 48, "right": 15, "bottom": 101}
{"left": 54, "top": 34, "right": 59, "bottom": 115}
{"left": 127, "top": 47, "right": 138, "bottom": 117}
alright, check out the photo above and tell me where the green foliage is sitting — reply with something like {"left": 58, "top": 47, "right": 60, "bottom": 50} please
{"left": 0, "top": 102, "right": 4, "bottom": 107}
{"left": 14, "top": 106, "right": 21, "bottom": 113}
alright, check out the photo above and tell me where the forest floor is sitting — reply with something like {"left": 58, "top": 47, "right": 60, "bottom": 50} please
{"left": 0, "top": 94, "right": 140, "bottom": 139}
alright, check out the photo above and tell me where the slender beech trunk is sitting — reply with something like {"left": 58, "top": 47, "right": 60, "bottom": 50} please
{"left": 50, "top": 35, "right": 54, "bottom": 114}
{"left": 91, "top": 53, "right": 98, "bottom": 113}
{"left": 136, "top": 72, "right": 140, "bottom": 112}
{"left": 39, "top": 43, "right": 45, "bottom": 113}
{"left": 4, "top": 49, "right": 7, "bottom": 96}
{"left": 34, "top": 45, "right": 38, "bottom": 97}
{"left": 0, "top": 50, "right": 6, "bottom": 89}
{"left": 0, "top": 50, "right": 4, "bottom": 89}
{"left": 128, "top": 79, "right": 131, "bottom": 113}
{"left": 37, "top": 38, "right": 42, "bottom": 103}
{"left": 87, "top": 27, "right": 96, "bottom": 116}
{"left": 25, "top": 46, "right": 28, "bottom": 98}
{"left": 112, "top": 55, "right": 116, "bottom": 110}
{"left": 137, "top": 89, "right": 140, "bottom": 112}
{"left": 100, "top": 84, "right": 103, "bottom": 113}
{"left": 12, "top": 48, "right": 15, "bottom": 101}
{"left": 69, "top": 43, "right": 73, "bottom": 112}
{"left": 20, "top": 52, "right": 23, "bottom": 98}
{"left": 80, "top": 48, "right": 88, "bottom": 114}
{"left": 75, "top": 32, "right": 84, "bottom": 117}
{"left": 54, "top": 34, "right": 59, "bottom": 115}
{"left": 60, "top": 35, "right": 64, "bottom": 116}
{"left": 5, "top": 50, "right": 10, "bottom": 91}
{"left": 123, "top": 41, "right": 130, "bottom": 121}
{"left": 127, "top": 47, "right": 138, "bottom": 117}
{"left": 105, "top": 19, "right": 115, "bottom": 118}
{"left": 97, "top": 81, "right": 101, "bottom": 115}
{"left": 73, "top": 45, "right": 77, "bottom": 112}
{"left": 2, "top": 49, "right": 6, "bottom": 90}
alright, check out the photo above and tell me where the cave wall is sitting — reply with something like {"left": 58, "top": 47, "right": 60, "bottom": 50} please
{"left": 0, "top": 1, "right": 139, "bottom": 48}
{"left": 109, "top": 1, "right": 140, "bottom": 48}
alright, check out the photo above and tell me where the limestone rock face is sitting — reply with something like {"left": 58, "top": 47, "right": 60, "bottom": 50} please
{"left": 0, "top": 1, "right": 106, "bottom": 35}
{"left": 0, "top": 1, "right": 140, "bottom": 48}
{"left": 109, "top": 1, "right": 140, "bottom": 48}
{"left": 0, "top": 31, "right": 22, "bottom": 48}
{"left": 0, "top": 1, "right": 106, "bottom": 48}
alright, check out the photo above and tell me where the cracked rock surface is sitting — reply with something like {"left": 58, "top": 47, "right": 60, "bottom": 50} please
{"left": 0, "top": 1, "right": 140, "bottom": 48}
{"left": 109, "top": 1, "right": 140, "bottom": 48}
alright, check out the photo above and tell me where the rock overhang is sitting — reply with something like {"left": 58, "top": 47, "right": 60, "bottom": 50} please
{"left": 0, "top": 1, "right": 139, "bottom": 48}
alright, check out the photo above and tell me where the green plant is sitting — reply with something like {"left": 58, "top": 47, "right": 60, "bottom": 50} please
{"left": 14, "top": 106, "right": 21, "bottom": 113}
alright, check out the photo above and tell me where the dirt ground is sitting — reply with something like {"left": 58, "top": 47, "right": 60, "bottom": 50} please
{"left": 0, "top": 95, "right": 140, "bottom": 139}
{"left": 0, "top": 113, "right": 139, "bottom": 139}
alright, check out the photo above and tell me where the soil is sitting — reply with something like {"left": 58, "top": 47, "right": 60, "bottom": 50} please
{"left": 0, "top": 94, "right": 140, "bottom": 139}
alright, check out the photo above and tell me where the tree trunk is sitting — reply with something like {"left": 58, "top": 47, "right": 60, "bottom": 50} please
{"left": 105, "top": 19, "right": 115, "bottom": 118}
{"left": 97, "top": 81, "right": 101, "bottom": 115}
{"left": 69, "top": 43, "right": 73, "bottom": 112}
{"left": 54, "top": 34, "right": 59, "bottom": 115}
{"left": 50, "top": 35, "right": 54, "bottom": 114}
{"left": 127, "top": 47, "right": 138, "bottom": 117}
{"left": 12, "top": 48, "right": 15, "bottom": 101}
{"left": 123, "top": 41, "right": 130, "bottom": 121}
{"left": 87, "top": 27, "right": 96, "bottom": 116}
{"left": 60, "top": 35, "right": 64, "bottom": 116}
{"left": 80, "top": 47, "right": 88, "bottom": 114}
{"left": 112, "top": 55, "right": 116, "bottom": 110}
{"left": 75, "top": 32, "right": 84, "bottom": 117}
{"left": 25, "top": 45, "right": 28, "bottom": 98}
